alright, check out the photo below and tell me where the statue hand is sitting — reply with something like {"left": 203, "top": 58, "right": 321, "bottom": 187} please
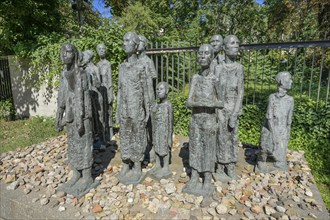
{"left": 228, "top": 115, "right": 237, "bottom": 128}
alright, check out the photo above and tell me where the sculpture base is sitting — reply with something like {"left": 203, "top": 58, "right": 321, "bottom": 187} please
{"left": 148, "top": 169, "right": 172, "bottom": 180}
{"left": 57, "top": 180, "right": 100, "bottom": 199}
{"left": 254, "top": 161, "right": 288, "bottom": 173}
{"left": 117, "top": 172, "right": 147, "bottom": 185}
{"left": 182, "top": 182, "right": 214, "bottom": 197}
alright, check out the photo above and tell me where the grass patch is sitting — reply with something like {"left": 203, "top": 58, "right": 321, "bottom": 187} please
{"left": 0, "top": 116, "right": 63, "bottom": 154}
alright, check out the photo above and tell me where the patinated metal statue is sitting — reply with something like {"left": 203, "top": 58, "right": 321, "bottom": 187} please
{"left": 148, "top": 82, "right": 173, "bottom": 179}
{"left": 55, "top": 43, "right": 98, "bottom": 198}
{"left": 214, "top": 35, "right": 244, "bottom": 181}
{"left": 256, "top": 71, "right": 294, "bottom": 172}
{"left": 96, "top": 43, "right": 114, "bottom": 144}
{"left": 209, "top": 34, "right": 224, "bottom": 72}
{"left": 81, "top": 50, "right": 104, "bottom": 147}
{"left": 116, "top": 32, "right": 150, "bottom": 184}
{"left": 138, "top": 35, "right": 157, "bottom": 163}
{"left": 183, "top": 44, "right": 223, "bottom": 196}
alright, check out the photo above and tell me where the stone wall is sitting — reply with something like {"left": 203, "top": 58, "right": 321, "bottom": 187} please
{"left": 8, "top": 56, "right": 57, "bottom": 118}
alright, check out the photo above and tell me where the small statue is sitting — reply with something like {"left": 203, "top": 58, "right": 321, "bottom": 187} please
{"left": 81, "top": 50, "right": 104, "bottom": 147}
{"left": 55, "top": 43, "right": 98, "bottom": 198}
{"left": 256, "top": 71, "right": 294, "bottom": 172}
{"left": 209, "top": 34, "right": 224, "bottom": 72}
{"left": 148, "top": 82, "right": 173, "bottom": 179}
{"left": 214, "top": 35, "right": 244, "bottom": 181}
{"left": 138, "top": 35, "right": 157, "bottom": 163}
{"left": 96, "top": 43, "right": 114, "bottom": 144}
{"left": 183, "top": 44, "right": 223, "bottom": 196}
{"left": 116, "top": 32, "right": 150, "bottom": 184}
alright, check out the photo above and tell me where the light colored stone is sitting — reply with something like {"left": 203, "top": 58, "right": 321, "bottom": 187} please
{"left": 40, "top": 198, "right": 49, "bottom": 206}
{"left": 276, "top": 206, "right": 286, "bottom": 213}
{"left": 164, "top": 182, "right": 176, "bottom": 194}
{"left": 58, "top": 206, "right": 66, "bottom": 212}
{"left": 6, "top": 180, "right": 19, "bottom": 190}
{"left": 216, "top": 204, "right": 228, "bottom": 215}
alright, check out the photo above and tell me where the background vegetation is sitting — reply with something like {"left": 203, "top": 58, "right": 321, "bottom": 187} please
{"left": 0, "top": 0, "right": 329, "bottom": 210}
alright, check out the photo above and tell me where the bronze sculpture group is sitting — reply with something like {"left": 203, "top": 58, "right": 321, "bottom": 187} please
{"left": 55, "top": 33, "right": 294, "bottom": 198}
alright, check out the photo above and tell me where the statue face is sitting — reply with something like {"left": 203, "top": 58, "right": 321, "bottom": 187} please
{"left": 210, "top": 35, "right": 222, "bottom": 54}
{"left": 224, "top": 36, "right": 239, "bottom": 58}
{"left": 97, "top": 45, "right": 106, "bottom": 57}
{"left": 61, "top": 45, "right": 75, "bottom": 64}
{"left": 156, "top": 84, "right": 167, "bottom": 100}
{"left": 123, "top": 33, "right": 137, "bottom": 55}
{"left": 197, "top": 45, "right": 213, "bottom": 68}
{"left": 137, "top": 40, "right": 146, "bottom": 52}
{"left": 281, "top": 75, "right": 292, "bottom": 90}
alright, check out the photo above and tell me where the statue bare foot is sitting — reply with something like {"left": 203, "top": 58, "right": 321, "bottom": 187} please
{"left": 274, "top": 161, "right": 287, "bottom": 171}
{"left": 74, "top": 175, "right": 94, "bottom": 195}
{"left": 58, "top": 168, "right": 80, "bottom": 192}
{"left": 118, "top": 162, "right": 129, "bottom": 179}
{"left": 226, "top": 163, "right": 238, "bottom": 179}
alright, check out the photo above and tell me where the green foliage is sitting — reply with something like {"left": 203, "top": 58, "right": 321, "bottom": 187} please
{"left": 169, "top": 92, "right": 191, "bottom": 136}
{"left": 0, "top": 100, "right": 15, "bottom": 121}
{"left": 0, "top": 116, "right": 63, "bottom": 153}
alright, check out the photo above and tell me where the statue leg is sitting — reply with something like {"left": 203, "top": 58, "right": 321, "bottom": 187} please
{"left": 74, "top": 167, "right": 94, "bottom": 194}
{"left": 226, "top": 163, "right": 237, "bottom": 179}
{"left": 214, "top": 163, "right": 229, "bottom": 182}
{"left": 118, "top": 160, "right": 130, "bottom": 178}
{"left": 149, "top": 153, "right": 161, "bottom": 175}
{"left": 203, "top": 172, "right": 214, "bottom": 196}
{"left": 257, "top": 150, "right": 268, "bottom": 172}
{"left": 57, "top": 166, "right": 81, "bottom": 192}
{"left": 131, "top": 161, "right": 142, "bottom": 181}
{"left": 183, "top": 168, "right": 199, "bottom": 190}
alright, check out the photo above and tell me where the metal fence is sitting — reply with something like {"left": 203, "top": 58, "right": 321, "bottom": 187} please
{"left": 146, "top": 40, "right": 330, "bottom": 109}
{"left": 0, "top": 56, "right": 13, "bottom": 101}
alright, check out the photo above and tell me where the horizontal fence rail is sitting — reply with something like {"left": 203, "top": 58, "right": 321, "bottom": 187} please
{"left": 147, "top": 40, "right": 330, "bottom": 109}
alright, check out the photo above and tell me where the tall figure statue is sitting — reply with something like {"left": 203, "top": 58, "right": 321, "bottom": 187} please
{"left": 81, "top": 50, "right": 104, "bottom": 147}
{"left": 116, "top": 32, "right": 150, "bottom": 184}
{"left": 96, "top": 43, "right": 114, "bottom": 145}
{"left": 183, "top": 44, "right": 223, "bottom": 196}
{"left": 209, "top": 34, "right": 224, "bottom": 73}
{"left": 148, "top": 82, "right": 173, "bottom": 179}
{"left": 138, "top": 35, "right": 157, "bottom": 163}
{"left": 55, "top": 43, "right": 98, "bottom": 198}
{"left": 214, "top": 35, "right": 244, "bottom": 181}
{"left": 256, "top": 71, "right": 294, "bottom": 172}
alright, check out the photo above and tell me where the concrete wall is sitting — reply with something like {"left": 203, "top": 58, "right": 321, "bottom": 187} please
{"left": 8, "top": 56, "right": 57, "bottom": 118}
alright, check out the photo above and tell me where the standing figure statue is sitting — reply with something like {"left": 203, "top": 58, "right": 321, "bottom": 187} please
{"left": 209, "top": 34, "right": 224, "bottom": 73}
{"left": 81, "top": 50, "right": 104, "bottom": 147}
{"left": 55, "top": 43, "right": 98, "bottom": 198}
{"left": 96, "top": 43, "right": 114, "bottom": 145}
{"left": 116, "top": 32, "right": 150, "bottom": 184}
{"left": 138, "top": 35, "right": 157, "bottom": 163}
{"left": 256, "top": 71, "right": 294, "bottom": 172}
{"left": 148, "top": 82, "right": 173, "bottom": 179}
{"left": 183, "top": 44, "right": 223, "bottom": 196}
{"left": 214, "top": 35, "right": 244, "bottom": 181}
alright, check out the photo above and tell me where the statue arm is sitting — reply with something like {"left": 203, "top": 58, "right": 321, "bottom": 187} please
{"left": 168, "top": 103, "right": 174, "bottom": 148}
{"left": 142, "top": 70, "right": 150, "bottom": 123}
{"left": 107, "top": 66, "right": 114, "bottom": 103}
{"left": 287, "top": 98, "right": 294, "bottom": 128}
{"left": 214, "top": 76, "right": 224, "bottom": 108}
{"left": 115, "top": 72, "right": 122, "bottom": 124}
{"left": 266, "top": 95, "right": 274, "bottom": 133}
{"left": 149, "top": 60, "right": 157, "bottom": 79}
{"left": 56, "top": 75, "right": 65, "bottom": 131}
{"left": 229, "top": 66, "right": 244, "bottom": 128}
{"left": 186, "top": 75, "right": 197, "bottom": 108}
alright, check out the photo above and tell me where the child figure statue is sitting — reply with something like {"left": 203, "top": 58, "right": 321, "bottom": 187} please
{"left": 183, "top": 44, "right": 223, "bottom": 197}
{"left": 256, "top": 71, "right": 294, "bottom": 172}
{"left": 148, "top": 82, "right": 173, "bottom": 179}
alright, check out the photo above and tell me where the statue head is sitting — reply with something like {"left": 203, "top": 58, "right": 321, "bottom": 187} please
{"left": 60, "top": 43, "right": 79, "bottom": 66}
{"left": 223, "top": 35, "right": 239, "bottom": 59}
{"left": 156, "top": 82, "right": 169, "bottom": 100}
{"left": 83, "top": 50, "right": 94, "bottom": 64}
{"left": 197, "top": 44, "right": 214, "bottom": 68}
{"left": 209, "top": 35, "right": 223, "bottom": 54}
{"left": 123, "top": 32, "right": 139, "bottom": 55}
{"left": 276, "top": 71, "right": 292, "bottom": 90}
{"left": 96, "top": 43, "right": 107, "bottom": 58}
{"left": 138, "top": 35, "right": 147, "bottom": 53}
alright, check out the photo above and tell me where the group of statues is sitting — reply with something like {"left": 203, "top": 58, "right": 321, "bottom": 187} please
{"left": 55, "top": 32, "right": 294, "bottom": 199}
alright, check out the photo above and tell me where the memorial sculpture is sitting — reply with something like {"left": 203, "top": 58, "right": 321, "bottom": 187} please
{"left": 183, "top": 44, "right": 223, "bottom": 196}
{"left": 116, "top": 32, "right": 150, "bottom": 184}
{"left": 209, "top": 34, "right": 224, "bottom": 72}
{"left": 55, "top": 43, "right": 98, "bottom": 198}
{"left": 256, "top": 71, "right": 294, "bottom": 172}
{"left": 81, "top": 50, "right": 104, "bottom": 147}
{"left": 149, "top": 82, "right": 173, "bottom": 179}
{"left": 138, "top": 35, "right": 157, "bottom": 163}
{"left": 96, "top": 43, "right": 114, "bottom": 145}
{"left": 214, "top": 35, "right": 244, "bottom": 181}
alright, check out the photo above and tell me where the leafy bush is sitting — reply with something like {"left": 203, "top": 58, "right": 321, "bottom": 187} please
{"left": 0, "top": 100, "right": 15, "bottom": 121}
{"left": 169, "top": 92, "right": 191, "bottom": 136}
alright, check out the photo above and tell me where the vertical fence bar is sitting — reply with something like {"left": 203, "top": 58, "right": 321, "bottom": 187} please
{"left": 166, "top": 41, "right": 169, "bottom": 86}
{"left": 299, "top": 49, "right": 306, "bottom": 104}
{"left": 316, "top": 48, "right": 325, "bottom": 110}
{"left": 188, "top": 41, "right": 192, "bottom": 84}
{"left": 326, "top": 69, "right": 330, "bottom": 107}
{"left": 183, "top": 41, "right": 186, "bottom": 92}
{"left": 161, "top": 42, "right": 164, "bottom": 82}
{"left": 245, "top": 50, "right": 251, "bottom": 105}
{"left": 177, "top": 40, "right": 180, "bottom": 91}
{"left": 308, "top": 48, "right": 316, "bottom": 99}
{"left": 155, "top": 42, "right": 159, "bottom": 86}
{"left": 253, "top": 50, "right": 258, "bottom": 104}
{"left": 261, "top": 49, "right": 266, "bottom": 96}
{"left": 292, "top": 48, "right": 299, "bottom": 100}
{"left": 171, "top": 40, "right": 174, "bottom": 99}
